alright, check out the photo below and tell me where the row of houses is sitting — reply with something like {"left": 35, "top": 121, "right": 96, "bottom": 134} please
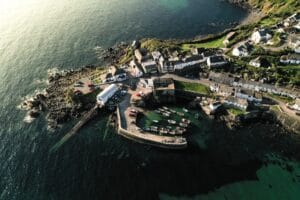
{"left": 134, "top": 48, "right": 228, "bottom": 75}
{"left": 282, "top": 13, "right": 300, "bottom": 29}
{"left": 209, "top": 72, "right": 300, "bottom": 99}
{"left": 280, "top": 53, "right": 300, "bottom": 65}
{"left": 210, "top": 83, "right": 262, "bottom": 111}
{"left": 233, "top": 79, "right": 300, "bottom": 99}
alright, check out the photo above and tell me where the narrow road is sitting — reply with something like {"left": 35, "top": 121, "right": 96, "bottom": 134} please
{"left": 266, "top": 94, "right": 299, "bottom": 120}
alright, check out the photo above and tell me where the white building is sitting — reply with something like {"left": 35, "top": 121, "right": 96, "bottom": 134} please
{"left": 291, "top": 99, "right": 300, "bottom": 111}
{"left": 235, "top": 89, "right": 262, "bottom": 103}
{"left": 289, "top": 35, "right": 300, "bottom": 53}
{"left": 280, "top": 54, "right": 300, "bottom": 65}
{"left": 151, "top": 51, "right": 165, "bottom": 72}
{"left": 96, "top": 84, "right": 118, "bottom": 106}
{"left": 232, "top": 42, "right": 252, "bottom": 57}
{"left": 284, "top": 13, "right": 300, "bottom": 27}
{"left": 209, "top": 102, "right": 222, "bottom": 112}
{"left": 151, "top": 51, "right": 162, "bottom": 61}
{"left": 251, "top": 29, "right": 272, "bottom": 44}
{"left": 249, "top": 57, "right": 262, "bottom": 68}
{"left": 207, "top": 55, "right": 228, "bottom": 68}
{"left": 130, "top": 60, "right": 143, "bottom": 77}
{"left": 224, "top": 97, "right": 248, "bottom": 110}
{"left": 141, "top": 60, "right": 158, "bottom": 74}
{"left": 174, "top": 55, "right": 205, "bottom": 71}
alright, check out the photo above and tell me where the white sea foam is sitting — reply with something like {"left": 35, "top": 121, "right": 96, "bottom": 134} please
{"left": 23, "top": 114, "right": 36, "bottom": 123}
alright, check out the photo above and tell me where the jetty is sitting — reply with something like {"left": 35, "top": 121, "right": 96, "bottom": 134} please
{"left": 50, "top": 105, "right": 99, "bottom": 152}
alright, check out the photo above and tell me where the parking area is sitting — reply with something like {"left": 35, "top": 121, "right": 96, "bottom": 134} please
{"left": 73, "top": 78, "right": 95, "bottom": 95}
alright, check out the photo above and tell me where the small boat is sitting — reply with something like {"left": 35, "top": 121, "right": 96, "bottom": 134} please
{"left": 159, "top": 128, "right": 168, "bottom": 134}
{"left": 162, "top": 112, "right": 170, "bottom": 117}
{"left": 177, "top": 112, "right": 184, "bottom": 116}
{"left": 169, "top": 109, "right": 177, "bottom": 114}
{"left": 179, "top": 123, "right": 188, "bottom": 128}
{"left": 159, "top": 108, "right": 165, "bottom": 112}
{"left": 165, "top": 111, "right": 171, "bottom": 115}
{"left": 150, "top": 126, "right": 158, "bottom": 132}
{"left": 152, "top": 120, "right": 159, "bottom": 123}
{"left": 163, "top": 106, "right": 169, "bottom": 110}
{"left": 183, "top": 108, "right": 188, "bottom": 113}
{"left": 168, "top": 130, "right": 176, "bottom": 135}
{"left": 181, "top": 118, "right": 191, "bottom": 124}
{"left": 175, "top": 130, "right": 183, "bottom": 135}
{"left": 168, "top": 119, "right": 176, "bottom": 125}
{"left": 155, "top": 110, "right": 161, "bottom": 114}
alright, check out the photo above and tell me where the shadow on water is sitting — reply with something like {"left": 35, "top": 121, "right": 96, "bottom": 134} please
{"left": 3, "top": 104, "right": 300, "bottom": 200}
{"left": 41, "top": 112, "right": 291, "bottom": 200}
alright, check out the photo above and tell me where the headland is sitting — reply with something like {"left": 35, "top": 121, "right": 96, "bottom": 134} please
{"left": 20, "top": 1, "right": 300, "bottom": 150}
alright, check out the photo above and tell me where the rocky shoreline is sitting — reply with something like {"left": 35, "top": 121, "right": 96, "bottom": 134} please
{"left": 20, "top": 66, "right": 102, "bottom": 130}
{"left": 227, "top": 0, "right": 252, "bottom": 10}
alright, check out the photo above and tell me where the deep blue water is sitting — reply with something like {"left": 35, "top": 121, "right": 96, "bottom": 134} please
{"left": 1, "top": 0, "right": 300, "bottom": 200}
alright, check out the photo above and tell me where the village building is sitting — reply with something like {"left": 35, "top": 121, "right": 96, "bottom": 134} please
{"left": 249, "top": 56, "right": 270, "bottom": 68}
{"left": 224, "top": 96, "right": 249, "bottom": 110}
{"left": 280, "top": 54, "right": 300, "bottom": 65}
{"left": 289, "top": 35, "right": 300, "bottom": 53}
{"left": 96, "top": 84, "right": 119, "bottom": 106}
{"left": 174, "top": 55, "right": 205, "bottom": 71}
{"left": 129, "top": 60, "right": 143, "bottom": 77}
{"left": 191, "top": 48, "right": 204, "bottom": 55}
{"left": 105, "top": 66, "right": 127, "bottom": 82}
{"left": 209, "top": 101, "right": 222, "bottom": 112}
{"left": 151, "top": 51, "right": 163, "bottom": 61}
{"left": 134, "top": 49, "right": 144, "bottom": 63}
{"left": 208, "top": 72, "right": 236, "bottom": 86}
{"left": 291, "top": 98, "right": 300, "bottom": 111}
{"left": 284, "top": 13, "right": 300, "bottom": 27}
{"left": 232, "top": 41, "right": 252, "bottom": 57}
{"left": 207, "top": 55, "right": 228, "bottom": 68}
{"left": 138, "top": 78, "right": 154, "bottom": 89}
{"left": 163, "top": 55, "right": 206, "bottom": 73}
{"left": 210, "top": 84, "right": 234, "bottom": 97}
{"left": 141, "top": 60, "right": 158, "bottom": 74}
{"left": 232, "top": 79, "right": 300, "bottom": 99}
{"left": 163, "top": 59, "right": 181, "bottom": 73}
{"left": 152, "top": 78, "right": 175, "bottom": 103}
{"left": 249, "top": 57, "right": 262, "bottom": 68}
{"left": 294, "top": 22, "right": 300, "bottom": 31}
{"left": 151, "top": 51, "right": 165, "bottom": 73}
{"left": 131, "top": 40, "right": 141, "bottom": 49}
{"left": 134, "top": 48, "right": 150, "bottom": 63}
{"left": 201, "top": 51, "right": 215, "bottom": 59}
{"left": 235, "top": 88, "right": 263, "bottom": 103}
{"left": 251, "top": 28, "right": 273, "bottom": 44}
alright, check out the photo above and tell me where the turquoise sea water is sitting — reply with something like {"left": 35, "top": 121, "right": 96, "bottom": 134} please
{"left": 1, "top": 0, "right": 300, "bottom": 199}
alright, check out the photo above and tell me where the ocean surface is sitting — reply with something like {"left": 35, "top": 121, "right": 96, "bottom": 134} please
{"left": 0, "top": 0, "right": 300, "bottom": 199}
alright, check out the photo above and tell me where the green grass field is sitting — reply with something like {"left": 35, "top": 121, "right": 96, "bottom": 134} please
{"left": 269, "top": 93, "right": 294, "bottom": 104}
{"left": 174, "top": 81, "right": 210, "bottom": 95}
{"left": 181, "top": 36, "right": 226, "bottom": 51}
{"left": 228, "top": 107, "right": 246, "bottom": 116}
